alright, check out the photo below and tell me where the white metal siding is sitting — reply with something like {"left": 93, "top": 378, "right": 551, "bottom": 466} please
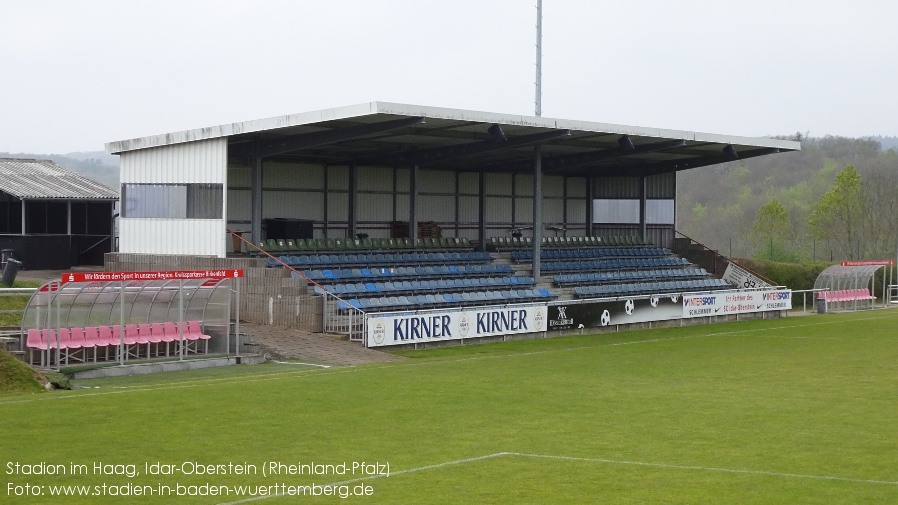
{"left": 395, "top": 194, "right": 409, "bottom": 221}
{"left": 544, "top": 198, "right": 564, "bottom": 222}
{"left": 120, "top": 137, "right": 227, "bottom": 184}
{"left": 327, "top": 192, "right": 349, "bottom": 221}
{"left": 484, "top": 196, "right": 512, "bottom": 222}
{"left": 593, "top": 199, "right": 640, "bottom": 224}
{"left": 120, "top": 218, "right": 225, "bottom": 256}
{"left": 646, "top": 199, "right": 675, "bottom": 224}
{"left": 485, "top": 173, "right": 513, "bottom": 195}
{"left": 119, "top": 138, "right": 227, "bottom": 256}
{"left": 264, "top": 191, "right": 324, "bottom": 220}
{"left": 514, "top": 198, "right": 533, "bottom": 221}
{"left": 544, "top": 175, "right": 564, "bottom": 197}
{"left": 328, "top": 166, "right": 350, "bottom": 190}
{"left": 265, "top": 162, "right": 324, "bottom": 190}
{"left": 419, "top": 195, "right": 455, "bottom": 221}
{"left": 360, "top": 167, "right": 394, "bottom": 192}
{"left": 420, "top": 170, "right": 456, "bottom": 193}
{"left": 567, "top": 199, "right": 586, "bottom": 223}
{"left": 227, "top": 190, "right": 251, "bottom": 221}
{"left": 458, "top": 196, "right": 479, "bottom": 221}
{"left": 567, "top": 177, "right": 587, "bottom": 198}
{"left": 395, "top": 168, "right": 410, "bottom": 192}
{"left": 515, "top": 174, "right": 534, "bottom": 196}
{"left": 458, "top": 172, "right": 479, "bottom": 194}
{"left": 359, "top": 193, "right": 394, "bottom": 221}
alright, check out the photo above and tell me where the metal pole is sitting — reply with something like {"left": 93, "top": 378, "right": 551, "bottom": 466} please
{"left": 178, "top": 279, "right": 184, "bottom": 361}
{"left": 55, "top": 283, "right": 61, "bottom": 371}
{"left": 234, "top": 277, "right": 240, "bottom": 358}
{"left": 226, "top": 282, "right": 231, "bottom": 359}
{"left": 532, "top": 144, "right": 543, "bottom": 279}
{"left": 119, "top": 281, "right": 125, "bottom": 366}
{"left": 534, "top": 0, "right": 542, "bottom": 117}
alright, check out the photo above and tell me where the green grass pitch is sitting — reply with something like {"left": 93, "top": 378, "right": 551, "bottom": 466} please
{"left": 1, "top": 310, "right": 896, "bottom": 504}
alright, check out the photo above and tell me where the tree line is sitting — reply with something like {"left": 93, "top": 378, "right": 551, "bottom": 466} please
{"left": 677, "top": 135, "right": 898, "bottom": 262}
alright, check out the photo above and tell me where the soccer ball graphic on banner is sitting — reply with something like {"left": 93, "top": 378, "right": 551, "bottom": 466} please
{"left": 624, "top": 299, "right": 635, "bottom": 315}
{"left": 650, "top": 296, "right": 659, "bottom": 307}
{"left": 600, "top": 310, "right": 611, "bottom": 326}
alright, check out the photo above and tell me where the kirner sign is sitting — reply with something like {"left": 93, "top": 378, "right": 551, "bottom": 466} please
{"left": 366, "top": 305, "right": 547, "bottom": 347}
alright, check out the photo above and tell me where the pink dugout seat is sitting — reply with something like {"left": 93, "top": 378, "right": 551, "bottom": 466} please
{"left": 187, "top": 321, "right": 211, "bottom": 354}
{"left": 165, "top": 321, "right": 192, "bottom": 354}
{"left": 26, "top": 329, "right": 47, "bottom": 367}
{"left": 59, "top": 328, "right": 87, "bottom": 365}
{"left": 83, "top": 326, "right": 109, "bottom": 361}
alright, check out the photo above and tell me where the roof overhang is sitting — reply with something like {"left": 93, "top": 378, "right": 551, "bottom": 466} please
{"left": 106, "top": 102, "right": 800, "bottom": 178}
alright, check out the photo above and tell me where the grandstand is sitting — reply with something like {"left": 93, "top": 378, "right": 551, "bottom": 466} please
{"left": 91, "top": 102, "right": 799, "bottom": 351}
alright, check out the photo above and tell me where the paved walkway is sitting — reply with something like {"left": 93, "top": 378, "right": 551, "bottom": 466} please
{"left": 238, "top": 322, "right": 404, "bottom": 366}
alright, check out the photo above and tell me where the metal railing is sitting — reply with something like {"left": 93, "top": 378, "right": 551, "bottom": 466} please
{"left": 230, "top": 230, "right": 367, "bottom": 341}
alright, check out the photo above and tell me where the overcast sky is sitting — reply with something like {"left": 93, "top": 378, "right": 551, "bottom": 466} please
{"left": 2, "top": 0, "right": 897, "bottom": 154}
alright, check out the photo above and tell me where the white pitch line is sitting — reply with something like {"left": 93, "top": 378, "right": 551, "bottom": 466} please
{"left": 215, "top": 452, "right": 508, "bottom": 505}
{"left": 216, "top": 450, "right": 897, "bottom": 505}
{"left": 507, "top": 452, "right": 898, "bottom": 486}
{"left": 271, "top": 360, "right": 331, "bottom": 368}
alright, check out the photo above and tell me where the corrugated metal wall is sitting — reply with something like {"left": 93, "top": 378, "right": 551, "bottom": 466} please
{"left": 120, "top": 138, "right": 227, "bottom": 256}
{"left": 222, "top": 160, "right": 636, "bottom": 243}
{"left": 121, "top": 138, "right": 227, "bottom": 184}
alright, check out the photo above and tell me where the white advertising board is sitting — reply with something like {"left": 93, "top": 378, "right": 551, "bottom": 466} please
{"left": 722, "top": 263, "right": 771, "bottom": 289}
{"left": 367, "top": 305, "right": 548, "bottom": 347}
{"left": 682, "top": 289, "right": 792, "bottom": 318}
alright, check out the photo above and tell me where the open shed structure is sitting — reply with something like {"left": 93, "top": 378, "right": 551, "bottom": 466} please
{"left": 106, "top": 102, "right": 799, "bottom": 270}
{"left": 0, "top": 158, "right": 118, "bottom": 269}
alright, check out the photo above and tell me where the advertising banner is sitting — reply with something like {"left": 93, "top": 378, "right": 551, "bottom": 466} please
{"left": 366, "top": 305, "right": 548, "bottom": 347}
{"left": 681, "top": 289, "right": 791, "bottom": 318}
{"left": 61, "top": 270, "right": 244, "bottom": 284}
{"left": 722, "top": 263, "right": 771, "bottom": 289}
{"left": 547, "top": 295, "right": 683, "bottom": 330}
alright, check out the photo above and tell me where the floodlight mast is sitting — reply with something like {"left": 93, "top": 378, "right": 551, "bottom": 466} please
{"left": 534, "top": 0, "right": 543, "bottom": 117}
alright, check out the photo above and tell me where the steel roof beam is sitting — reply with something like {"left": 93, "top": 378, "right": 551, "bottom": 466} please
{"left": 542, "top": 138, "right": 687, "bottom": 173}
{"left": 345, "top": 129, "right": 572, "bottom": 167}
{"left": 593, "top": 147, "right": 782, "bottom": 177}
{"left": 229, "top": 116, "right": 426, "bottom": 158}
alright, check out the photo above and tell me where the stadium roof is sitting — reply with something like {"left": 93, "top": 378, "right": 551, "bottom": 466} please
{"left": 0, "top": 158, "right": 118, "bottom": 200}
{"left": 106, "top": 102, "right": 800, "bottom": 177}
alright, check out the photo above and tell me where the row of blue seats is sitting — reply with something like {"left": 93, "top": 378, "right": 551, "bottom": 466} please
{"left": 542, "top": 257, "right": 690, "bottom": 272}
{"left": 271, "top": 251, "right": 492, "bottom": 268}
{"left": 338, "top": 289, "right": 556, "bottom": 311}
{"left": 574, "top": 278, "right": 732, "bottom": 298}
{"left": 315, "top": 276, "right": 536, "bottom": 297}
{"left": 512, "top": 247, "right": 671, "bottom": 261}
{"left": 553, "top": 268, "right": 709, "bottom": 285}
{"left": 293, "top": 264, "right": 514, "bottom": 282}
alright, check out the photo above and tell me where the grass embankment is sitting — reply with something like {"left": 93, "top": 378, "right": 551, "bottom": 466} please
{"left": 0, "top": 348, "right": 47, "bottom": 396}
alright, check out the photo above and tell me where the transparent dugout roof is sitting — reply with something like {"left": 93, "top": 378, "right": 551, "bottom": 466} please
{"left": 813, "top": 264, "right": 885, "bottom": 292}
{"left": 22, "top": 278, "right": 231, "bottom": 331}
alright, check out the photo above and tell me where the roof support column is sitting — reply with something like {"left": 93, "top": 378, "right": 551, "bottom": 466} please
{"left": 348, "top": 165, "right": 357, "bottom": 238}
{"left": 251, "top": 158, "right": 263, "bottom": 245}
{"left": 532, "top": 145, "right": 543, "bottom": 280}
{"left": 586, "top": 176, "right": 594, "bottom": 236}
{"left": 639, "top": 175, "right": 647, "bottom": 242}
{"left": 409, "top": 165, "right": 418, "bottom": 243}
{"left": 67, "top": 201, "right": 72, "bottom": 235}
{"left": 20, "top": 199, "right": 26, "bottom": 236}
{"left": 478, "top": 169, "right": 486, "bottom": 252}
